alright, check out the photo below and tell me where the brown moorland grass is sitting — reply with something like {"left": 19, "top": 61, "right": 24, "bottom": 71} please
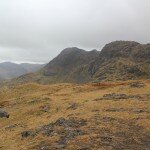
{"left": 0, "top": 80, "right": 150, "bottom": 150}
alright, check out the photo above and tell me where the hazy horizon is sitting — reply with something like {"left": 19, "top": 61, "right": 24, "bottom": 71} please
{"left": 0, "top": 40, "right": 149, "bottom": 64}
{"left": 0, "top": 0, "right": 150, "bottom": 63}
{"left": 0, "top": 60, "right": 46, "bottom": 64}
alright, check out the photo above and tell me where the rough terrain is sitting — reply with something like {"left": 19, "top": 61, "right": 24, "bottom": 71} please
{"left": 0, "top": 80, "right": 150, "bottom": 150}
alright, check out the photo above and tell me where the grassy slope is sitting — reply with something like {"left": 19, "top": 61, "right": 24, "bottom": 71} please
{"left": 0, "top": 80, "right": 150, "bottom": 150}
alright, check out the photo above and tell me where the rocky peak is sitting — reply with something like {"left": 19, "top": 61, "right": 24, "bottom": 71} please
{"left": 100, "top": 41, "right": 140, "bottom": 59}
{"left": 43, "top": 47, "right": 99, "bottom": 76}
{"left": 59, "top": 47, "right": 86, "bottom": 55}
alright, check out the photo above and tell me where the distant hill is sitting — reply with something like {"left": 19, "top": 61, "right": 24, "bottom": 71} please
{"left": 12, "top": 41, "right": 150, "bottom": 84}
{"left": 0, "top": 62, "right": 45, "bottom": 79}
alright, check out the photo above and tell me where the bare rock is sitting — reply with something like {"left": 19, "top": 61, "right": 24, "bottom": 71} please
{"left": 67, "top": 103, "right": 78, "bottom": 110}
{"left": 130, "top": 82, "right": 145, "bottom": 88}
{"left": 21, "top": 131, "right": 34, "bottom": 138}
{"left": 0, "top": 109, "right": 9, "bottom": 118}
{"left": 40, "top": 105, "right": 50, "bottom": 112}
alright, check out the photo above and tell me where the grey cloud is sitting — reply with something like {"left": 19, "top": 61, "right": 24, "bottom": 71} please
{"left": 0, "top": 0, "right": 150, "bottom": 63}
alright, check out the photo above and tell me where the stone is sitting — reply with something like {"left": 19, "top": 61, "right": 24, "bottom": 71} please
{"left": 40, "top": 105, "right": 50, "bottom": 112}
{"left": 132, "top": 109, "right": 145, "bottom": 113}
{"left": 21, "top": 131, "right": 34, "bottom": 138}
{"left": 130, "top": 82, "right": 145, "bottom": 88}
{"left": 103, "top": 93, "right": 129, "bottom": 99}
{"left": 67, "top": 103, "right": 78, "bottom": 110}
{"left": 5, "top": 124, "right": 16, "bottom": 130}
{"left": 33, "top": 141, "right": 52, "bottom": 150}
{"left": 0, "top": 109, "right": 9, "bottom": 118}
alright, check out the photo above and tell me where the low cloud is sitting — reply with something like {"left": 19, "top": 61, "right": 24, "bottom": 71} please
{"left": 0, "top": 0, "right": 150, "bottom": 63}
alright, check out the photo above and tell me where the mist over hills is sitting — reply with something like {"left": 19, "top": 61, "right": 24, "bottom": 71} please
{"left": 0, "top": 62, "right": 45, "bottom": 79}
{"left": 12, "top": 41, "right": 150, "bottom": 84}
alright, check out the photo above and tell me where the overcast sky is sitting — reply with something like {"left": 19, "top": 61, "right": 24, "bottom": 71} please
{"left": 0, "top": 0, "right": 150, "bottom": 63}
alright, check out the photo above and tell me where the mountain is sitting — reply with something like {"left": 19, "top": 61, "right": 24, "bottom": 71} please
{"left": 0, "top": 62, "right": 45, "bottom": 80}
{"left": 43, "top": 47, "right": 100, "bottom": 82}
{"left": 12, "top": 41, "right": 150, "bottom": 84}
{"left": 82, "top": 41, "right": 150, "bottom": 82}
{"left": 14, "top": 47, "right": 99, "bottom": 84}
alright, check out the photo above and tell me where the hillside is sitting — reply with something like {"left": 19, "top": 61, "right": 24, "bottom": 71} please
{"left": 43, "top": 47, "right": 99, "bottom": 82}
{"left": 0, "top": 62, "right": 45, "bottom": 80}
{"left": 0, "top": 79, "right": 150, "bottom": 149}
{"left": 0, "top": 42, "right": 150, "bottom": 150}
{"left": 11, "top": 41, "right": 150, "bottom": 85}
{"left": 13, "top": 47, "right": 100, "bottom": 84}
{"left": 85, "top": 41, "right": 150, "bottom": 81}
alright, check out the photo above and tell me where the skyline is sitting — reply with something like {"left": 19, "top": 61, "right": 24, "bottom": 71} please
{"left": 0, "top": 0, "right": 150, "bottom": 63}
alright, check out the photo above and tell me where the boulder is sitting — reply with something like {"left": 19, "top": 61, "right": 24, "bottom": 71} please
{"left": 0, "top": 109, "right": 9, "bottom": 118}
{"left": 21, "top": 131, "right": 34, "bottom": 138}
